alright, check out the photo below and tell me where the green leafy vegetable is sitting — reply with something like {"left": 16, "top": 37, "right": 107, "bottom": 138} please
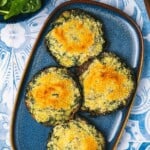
{"left": 21, "top": 0, "right": 42, "bottom": 13}
{"left": 0, "top": 0, "right": 41, "bottom": 20}
{"left": 0, "top": 0, "right": 7, "bottom": 7}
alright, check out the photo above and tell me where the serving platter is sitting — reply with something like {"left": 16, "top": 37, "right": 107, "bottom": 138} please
{"left": 11, "top": 1, "right": 143, "bottom": 150}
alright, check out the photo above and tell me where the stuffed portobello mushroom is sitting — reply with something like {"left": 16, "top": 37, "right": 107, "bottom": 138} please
{"left": 47, "top": 119, "right": 105, "bottom": 150}
{"left": 25, "top": 67, "right": 81, "bottom": 126}
{"left": 79, "top": 52, "right": 136, "bottom": 114}
{"left": 45, "top": 9, "right": 105, "bottom": 67}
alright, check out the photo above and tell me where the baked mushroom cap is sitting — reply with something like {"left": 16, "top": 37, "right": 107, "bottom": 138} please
{"left": 45, "top": 9, "right": 104, "bottom": 67}
{"left": 79, "top": 52, "right": 135, "bottom": 114}
{"left": 25, "top": 67, "right": 81, "bottom": 126}
{"left": 47, "top": 119, "right": 105, "bottom": 150}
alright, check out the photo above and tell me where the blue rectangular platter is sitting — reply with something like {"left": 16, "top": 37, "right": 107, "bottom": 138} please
{"left": 11, "top": 1, "right": 143, "bottom": 150}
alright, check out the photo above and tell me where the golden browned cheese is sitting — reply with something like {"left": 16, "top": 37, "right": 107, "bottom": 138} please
{"left": 51, "top": 19, "right": 94, "bottom": 53}
{"left": 84, "top": 60, "right": 130, "bottom": 102}
{"left": 81, "top": 136, "right": 98, "bottom": 150}
{"left": 80, "top": 53, "right": 135, "bottom": 113}
{"left": 25, "top": 67, "right": 81, "bottom": 125}
{"left": 56, "top": 127, "right": 98, "bottom": 149}
{"left": 30, "top": 73, "right": 74, "bottom": 109}
{"left": 47, "top": 119, "right": 105, "bottom": 150}
{"left": 45, "top": 9, "right": 104, "bottom": 67}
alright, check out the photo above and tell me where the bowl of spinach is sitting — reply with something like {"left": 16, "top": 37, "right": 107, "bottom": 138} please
{"left": 0, "top": 0, "right": 45, "bottom": 21}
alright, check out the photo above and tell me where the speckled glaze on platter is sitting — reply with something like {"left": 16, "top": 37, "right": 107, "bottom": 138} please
{"left": 11, "top": 1, "right": 143, "bottom": 150}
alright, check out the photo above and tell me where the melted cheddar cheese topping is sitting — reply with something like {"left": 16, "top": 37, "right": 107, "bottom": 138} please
{"left": 26, "top": 68, "right": 81, "bottom": 125}
{"left": 30, "top": 71, "right": 76, "bottom": 109}
{"left": 47, "top": 120, "right": 105, "bottom": 150}
{"left": 57, "top": 131, "right": 98, "bottom": 150}
{"left": 82, "top": 58, "right": 134, "bottom": 111}
{"left": 46, "top": 9, "right": 104, "bottom": 67}
{"left": 51, "top": 19, "right": 94, "bottom": 53}
{"left": 83, "top": 60, "right": 130, "bottom": 101}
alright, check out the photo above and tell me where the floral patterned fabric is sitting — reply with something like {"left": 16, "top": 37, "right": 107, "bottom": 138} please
{"left": 0, "top": 0, "right": 149, "bottom": 149}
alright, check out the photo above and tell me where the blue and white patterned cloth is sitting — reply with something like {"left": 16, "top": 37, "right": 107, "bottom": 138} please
{"left": 0, "top": 0, "right": 149, "bottom": 149}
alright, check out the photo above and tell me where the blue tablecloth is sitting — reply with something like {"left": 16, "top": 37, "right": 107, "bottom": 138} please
{"left": 0, "top": 0, "right": 150, "bottom": 149}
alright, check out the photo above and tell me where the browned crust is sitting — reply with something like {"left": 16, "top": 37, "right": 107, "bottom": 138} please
{"left": 78, "top": 52, "right": 137, "bottom": 115}
{"left": 45, "top": 8, "right": 105, "bottom": 68}
{"left": 47, "top": 117, "right": 106, "bottom": 149}
{"left": 25, "top": 66, "right": 82, "bottom": 126}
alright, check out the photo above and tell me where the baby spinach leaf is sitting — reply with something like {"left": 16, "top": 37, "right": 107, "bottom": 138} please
{"left": 0, "top": 0, "right": 42, "bottom": 20}
{"left": 0, "top": 0, "right": 7, "bottom": 7}
{"left": 4, "top": 0, "right": 26, "bottom": 19}
{"left": 21, "top": 0, "right": 41, "bottom": 13}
